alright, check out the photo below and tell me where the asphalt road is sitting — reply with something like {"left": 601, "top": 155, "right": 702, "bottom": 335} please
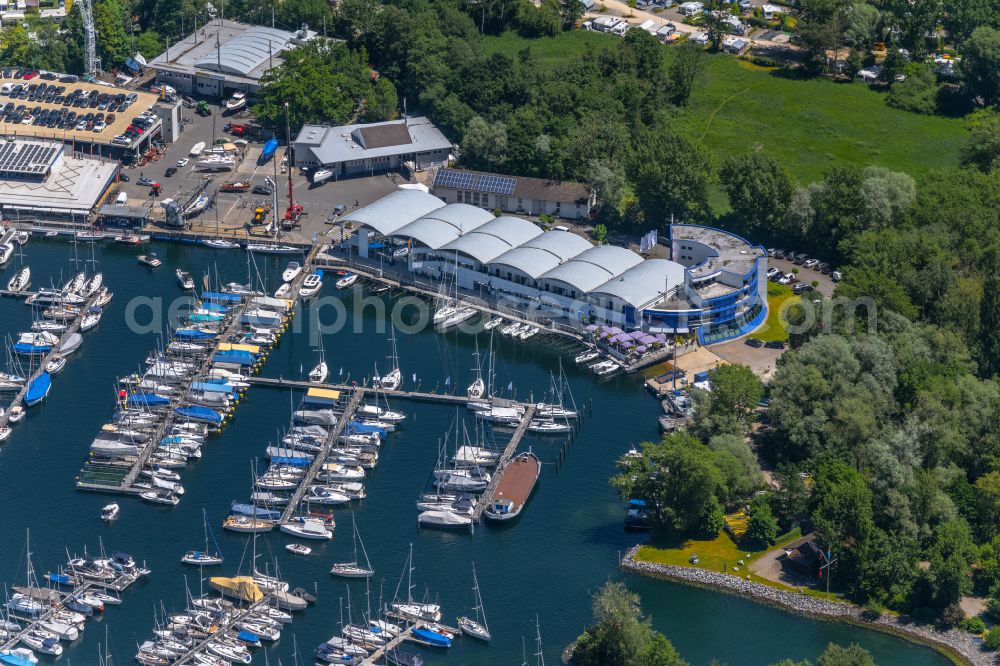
{"left": 117, "top": 102, "right": 399, "bottom": 242}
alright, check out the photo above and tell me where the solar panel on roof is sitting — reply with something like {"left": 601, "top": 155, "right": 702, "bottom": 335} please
{"left": 473, "top": 174, "right": 516, "bottom": 195}
{"left": 434, "top": 169, "right": 474, "bottom": 190}
{"left": 0, "top": 141, "right": 58, "bottom": 177}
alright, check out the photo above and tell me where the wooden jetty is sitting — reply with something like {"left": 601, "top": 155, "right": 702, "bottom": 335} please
{"left": 246, "top": 376, "right": 502, "bottom": 407}
{"left": 167, "top": 596, "right": 271, "bottom": 665}
{"left": 278, "top": 387, "right": 366, "bottom": 524}
{"left": 0, "top": 289, "right": 100, "bottom": 432}
{"left": 472, "top": 405, "right": 535, "bottom": 521}
{"left": 359, "top": 620, "right": 463, "bottom": 665}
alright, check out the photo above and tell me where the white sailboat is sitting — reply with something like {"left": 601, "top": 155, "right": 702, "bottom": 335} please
{"left": 309, "top": 351, "right": 328, "bottom": 383}
{"left": 390, "top": 544, "right": 441, "bottom": 622}
{"left": 467, "top": 338, "right": 485, "bottom": 399}
{"left": 374, "top": 327, "right": 402, "bottom": 391}
{"left": 181, "top": 508, "right": 224, "bottom": 566}
{"left": 7, "top": 266, "right": 30, "bottom": 293}
{"left": 457, "top": 563, "right": 491, "bottom": 641}
{"left": 329, "top": 513, "right": 374, "bottom": 578}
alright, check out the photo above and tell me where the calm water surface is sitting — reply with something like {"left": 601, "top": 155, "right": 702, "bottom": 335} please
{"left": 0, "top": 240, "right": 948, "bottom": 665}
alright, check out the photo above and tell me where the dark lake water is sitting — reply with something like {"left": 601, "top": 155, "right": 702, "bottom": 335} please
{"left": 0, "top": 239, "right": 949, "bottom": 665}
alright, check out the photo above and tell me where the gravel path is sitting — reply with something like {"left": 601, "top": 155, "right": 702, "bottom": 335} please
{"left": 621, "top": 546, "right": 996, "bottom": 666}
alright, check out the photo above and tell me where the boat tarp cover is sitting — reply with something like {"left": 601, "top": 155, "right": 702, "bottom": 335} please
{"left": 174, "top": 328, "right": 217, "bottom": 340}
{"left": 24, "top": 372, "right": 51, "bottom": 405}
{"left": 128, "top": 393, "right": 171, "bottom": 407}
{"left": 348, "top": 422, "right": 386, "bottom": 436}
{"left": 218, "top": 342, "right": 261, "bottom": 354}
{"left": 237, "top": 629, "right": 260, "bottom": 643}
{"left": 231, "top": 502, "right": 281, "bottom": 519}
{"left": 412, "top": 627, "right": 451, "bottom": 647}
{"left": 303, "top": 387, "right": 340, "bottom": 405}
{"left": 174, "top": 405, "right": 223, "bottom": 424}
{"left": 192, "top": 381, "right": 234, "bottom": 393}
{"left": 213, "top": 350, "right": 256, "bottom": 366}
{"left": 250, "top": 296, "right": 292, "bottom": 312}
{"left": 199, "top": 301, "right": 229, "bottom": 312}
{"left": 202, "top": 291, "right": 242, "bottom": 304}
{"left": 269, "top": 455, "right": 311, "bottom": 467}
{"left": 0, "top": 652, "right": 36, "bottom": 666}
{"left": 209, "top": 576, "right": 264, "bottom": 603}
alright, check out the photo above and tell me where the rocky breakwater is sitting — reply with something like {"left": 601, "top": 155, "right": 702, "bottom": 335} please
{"left": 621, "top": 546, "right": 995, "bottom": 666}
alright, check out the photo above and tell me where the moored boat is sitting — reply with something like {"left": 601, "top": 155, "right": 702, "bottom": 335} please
{"left": 483, "top": 451, "right": 540, "bottom": 522}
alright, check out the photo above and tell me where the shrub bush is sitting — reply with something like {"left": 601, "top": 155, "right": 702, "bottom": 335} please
{"left": 959, "top": 617, "right": 986, "bottom": 634}
{"left": 985, "top": 628, "right": 1000, "bottom": 651}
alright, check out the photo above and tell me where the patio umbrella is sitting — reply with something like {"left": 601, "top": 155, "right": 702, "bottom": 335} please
{"left": 623, "top": 341, "right": 636, "bottom": 349}
{"left": 636, "top": 345, "right": 647, "bottom": 353}
{"left": 607, "top": 327, "right": 624, "bottom": 336}
{"left": 584, "top": 324, "right": 599, "bottom": 332}
{"left": 638, "top": 334, "right": 657, "bottom": 345}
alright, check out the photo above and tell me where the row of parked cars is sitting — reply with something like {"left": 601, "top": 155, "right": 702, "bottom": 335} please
{"left": 0, "top": 102, "right": 116, "bottom": 131}
{"left": 767, "top": 248, "right": 842, "bottom": 282}
{"left": 112, "top": 111, "right": 157, "bottom": 146}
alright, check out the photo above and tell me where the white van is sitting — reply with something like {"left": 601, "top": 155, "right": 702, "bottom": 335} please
{"left": 1, "top": 83, "right": 12, "bottom": 94}
{"left": 115, "top": 192, "right": 128, "bottom": 205}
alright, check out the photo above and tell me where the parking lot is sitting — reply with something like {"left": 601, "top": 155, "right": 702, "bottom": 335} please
{"left": 0, "top": 75, "right": 158, "bottom": 148}
{"left": 117, "top": 106, "right": 399, "bottom": 242}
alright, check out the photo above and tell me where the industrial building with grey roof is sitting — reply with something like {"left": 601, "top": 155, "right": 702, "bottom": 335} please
{"left": 339, "top": 190, "right": 768, "bottom": 338}
{"left": 148, "top": 20, "right": 315, "bottom": 97}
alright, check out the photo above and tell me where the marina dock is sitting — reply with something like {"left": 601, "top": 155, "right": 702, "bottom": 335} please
{"left": 358, "top": 619, "right": 462, "bottom": 665}
{"left": 165, "top": 596, "right": 272, "bottom": 665}
{"left": 0, "top": 289, "right": 100, "bottom": 432}
{"left": 472, "top": 405, "right": 535, "bottom": 522}
{"left": 278, "top": 387, "right": 366, "bottom": 524}
{"left": 246, "top": 376, "right": 509, "bottom": 407}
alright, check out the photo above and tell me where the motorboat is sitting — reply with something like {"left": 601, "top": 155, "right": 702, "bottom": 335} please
{"left": 418, "top": 510, "right": 473, "bottom": 530}
{"left": 196, "top": 155, "right": 236, "bottom": 171}
{"left": 575, "top": 349, "right": 600, "bottom": 364}
{"left": 0, "top": 426, "right": 10, "bottom": 443}
{"left": 176, "top": 269, "right": 195, "bottom": 290}
{"left": 225, "top": 92, "right": 247, "bottom": 111}
{"left": 335, "top": 273, "right": 358, "bottom": 290}
{"left": 141, "top": 490, "right": 180, "bottom": 506}
{"left": 312, "top": 168, "right": 334, "bottom": 184}
{"left": 519, "top": 326, "right": 540, "bottom": 340}
{"left": 7, "top": 406, "right": 23, "bottom": 423}
{"left": 274, "top": 282, "right": 291, "bottom": 298}
{"left": 6, "top": 266, "right": 29, "bottom": 292}
{"left": 299, "top": 272, "right": 323, "bottom": 298}
{"left": 590, "top": 360, "right": 621, "bottom": 376}
{"left": 246, "top": 242, "right": 300, "bottom": 255}
{"left": 101, "top": 503, "right": 120, "bottom": 521}
{"left": 279, "top": 517, "right": 333, "bottom": 540}
{"left": 528, "top": 419, "right": 573, "bottom": 434}
{"left": 0, "top": 648, "right": 38, "bottom": 665}
{"left": 190, "top": 141, "right": 206, "bottom": 156}
{"left": 138, "top": 253, "right": 162, "bottom": 268}
{"left": 114, "top": 232, "right": 144, "bottom": 245}
{"left": 44, "top": 354, "right": 66, "bottom": 374}
{"left": 80, "top": 306, "right": 102, "bottom": 332}
{"left": 282, "top": 261, "right": 302, "bottom": 282}
{"left": 0, "top": 243, "right": 11, "bottom": 266}
{"left": 482, "top": 316, "right": 503, "bottom": 330}
{"left": 285, "top": 543, "right": 312, "bottom": 556}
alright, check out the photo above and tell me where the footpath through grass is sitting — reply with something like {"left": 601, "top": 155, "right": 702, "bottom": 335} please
{"left": 482, "top": 32, "right": 966, "bottom": 183}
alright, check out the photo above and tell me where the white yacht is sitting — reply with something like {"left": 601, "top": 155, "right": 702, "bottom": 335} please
{"left": 279, "top": 517, "right": 332, "bottom": 540}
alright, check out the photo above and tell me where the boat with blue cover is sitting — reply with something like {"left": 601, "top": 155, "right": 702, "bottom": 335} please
{"left": 24, "top": 372, "right": 51, "bottom": 407}
{"left": 128, "top": 393, "right": 171, "bottom": 408}
{"left": 410, "top": 627, "right": 452, "bottom": 648}
{"left": 174, "top": 406, "right": 223, "bottom": 425}
{"left": 0, "top": 650, "right": 37, "bottom": 666}
{"left": 230, "top": 502, "right": 281, "bottom": 520}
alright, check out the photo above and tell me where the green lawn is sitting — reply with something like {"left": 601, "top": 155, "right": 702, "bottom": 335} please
{"left": 482, "top": 32, "right": 967, "bottom": 183}
{"left": 751, "top": 282, "right": 794, "bottom": 343}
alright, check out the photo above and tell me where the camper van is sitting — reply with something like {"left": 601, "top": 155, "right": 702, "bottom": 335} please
{"left": 115, "top": 191, "right": 128, "bottom": 205}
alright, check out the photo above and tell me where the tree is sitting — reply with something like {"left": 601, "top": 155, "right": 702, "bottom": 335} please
{"left": 669, "top": 42, "right": 706, "bottom": 106}
{"left": 975, "top": 471, "right": 1000, "bottom": 540}
{"left": 277, "top": 0, "right": 334, "bottom": 32}
{"left": 593, "top": 224, "right": 607, "bottom": 243}
{"left": 704, "top": 9, "right": 730, "bottom": 52}
{"left": 719, "top": 150, "right": 795, "bottom": 236}
{"left": 461, "top": 116, "right": 509, "bottom": 170}
{"left": 134, "top": 30, "right": 164, "bottom": 61}
{"left": 746, "top": 495, "right": 779, "bottom": 547}
{"left": 962, "top": 26, "right": 1000, "bottom": 105}
{"left": 886, "top": 64, "right": 939, "bottom": 115}
{"left": 810, "top": 463, "right": 875, "bottom": 588}
{"left": 93, "top": 0, "right": 132, "bottom": 68}
{"left": 979, "top": 269, "right": 1000, "bottom": 377}
{"left": 633, "top": 128, "right": 712, "bottom": 223}
{"left": 856, "top": 167, "right": 916, "bottom": 230}
{"left": 611, "top": 433, "right": 726, "bottom": 534}
{"left": 942, "top": 0, "right": 1000, "bottom": 47}
{"left": 254, "top": 41, "right": 376, "bottom": 129}
{"left": 815, "top": 643, "right": 877, "bottom": 666}
{"left": 570, "top": 582, "right": 688, "bottom": 666}
{"left": 693, "top": 364, "right": 764, "bottom": 438}
{"left": 797, "top": 0, "right": 852, "bottom": 71}
{"left": 962, "top": 110, "right": 1000, "bottom": 173}
{"left": 363, "top": 77, "right": 398, "bottom": 122}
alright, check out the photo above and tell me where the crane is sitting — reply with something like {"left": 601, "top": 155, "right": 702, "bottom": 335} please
{"left": 81, "top": 0, "right": 98, "bottom": 75}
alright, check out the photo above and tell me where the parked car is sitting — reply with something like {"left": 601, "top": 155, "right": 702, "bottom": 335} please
{"left": 333, "top": 203, "right": 347, "bottom": 215}
{"left": 803, "top": 258, "right": 819, "bottom": 269}
{"left": 745, "top": 338, "right": 763, "bottom": 348}
{"left": 793, "top": 253, "right": 809, "bottom": 265}
{"left": 778, "top": 273, "right": 795, "bottom": 285}
{"left": 165, "top": 167, "right": 178, "bottom": 177}
{"left": 251, "top": 184, "right": 273, "bottom": 195}
{"left": 177, "top": 158, "right": 189, "bottom": 167}
{"left": 766, "top": 267, "right": 780, "bottom": 279}
{"left": 119, "top": 173, "right": 130, "bottom": 182}
{"left": 816, "top": 262, "right": 830, "bottom": 274}
{"left": 792, "top": 283, "right": 813, "bottom": 295}
{"left": 831, "top": 270, "right": 843, "bottom": 282}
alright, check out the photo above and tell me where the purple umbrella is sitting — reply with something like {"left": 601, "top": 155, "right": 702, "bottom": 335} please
{"left": 584, "top": 324, "right": 599, "bottom": 332}
{"left": 607, "top": 327, "right": 625, "bottom": 336}
{"left": 636, "top": 345, "right": 647, "bottom": 353}
{"left": 638, "top": 334, "right": 657, "bottom": 345}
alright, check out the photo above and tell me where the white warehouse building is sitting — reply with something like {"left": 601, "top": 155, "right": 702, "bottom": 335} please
{"left": 340, "top": 190, "right": 767, "bottom": 342}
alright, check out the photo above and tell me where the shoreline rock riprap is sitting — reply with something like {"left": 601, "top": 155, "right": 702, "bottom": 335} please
{"left": 620, "top": 546, "right": 996, "bottom": 666}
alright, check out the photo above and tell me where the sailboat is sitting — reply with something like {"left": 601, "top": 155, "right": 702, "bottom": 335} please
{"left": 457, "top": 563, "right": 491, "bottom": 641}
{"left": 390, "top": 544, "right": 441, "bottom": 622}
{"left": 181, "top": 508, "right": 224, "bottom": 566}
{"left": 6, "top": 266, "right": 29, "bottom": 293}
{"left": 202, "top": 191, "right": 240, "bottom": 249}
{"left": 308, "top": 334, "right": 328, "bottom": 384}
{"left": 467, "top": 338, "right": 485, "bottom": 399}
{"left": 374, "top": 327, "right": 402, "bottom": 391}
{"left": 329, "top": 513, "right": 374, "bottom": 578}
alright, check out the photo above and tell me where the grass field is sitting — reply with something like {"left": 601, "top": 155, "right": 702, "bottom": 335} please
{"left": 482, "top": 32, "right": 967, "bottom": 184}
{"left": 751, "top": 282, "right": 795, "bottom": 343}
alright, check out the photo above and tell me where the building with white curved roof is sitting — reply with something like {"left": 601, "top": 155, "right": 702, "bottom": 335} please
{"left": 337, "top": 190, "right": 767, "bottom": 341}
{"left": 149, "top": 20, "right": 315, "bottom": 97}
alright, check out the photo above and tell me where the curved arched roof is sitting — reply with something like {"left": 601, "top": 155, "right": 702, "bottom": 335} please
{"left": 590, "top": 259, "right": 687, "bottom": 308}
{"left": 196, "top": 27, "right": 299, "bottom": 76}
{"left": 488, "top": 230, "right": 592, "bottom": 279}
{"left": 392, "top": 204, "right": 493, "bottom": 249}
{"left": 440, "top": 216, "right": 542, "bottom": 264}
{"left": 539, "top": 245, "right": 643, "bottom": 293}
{"left": 342, "top": 190, "right": 445, "bottom": 237}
